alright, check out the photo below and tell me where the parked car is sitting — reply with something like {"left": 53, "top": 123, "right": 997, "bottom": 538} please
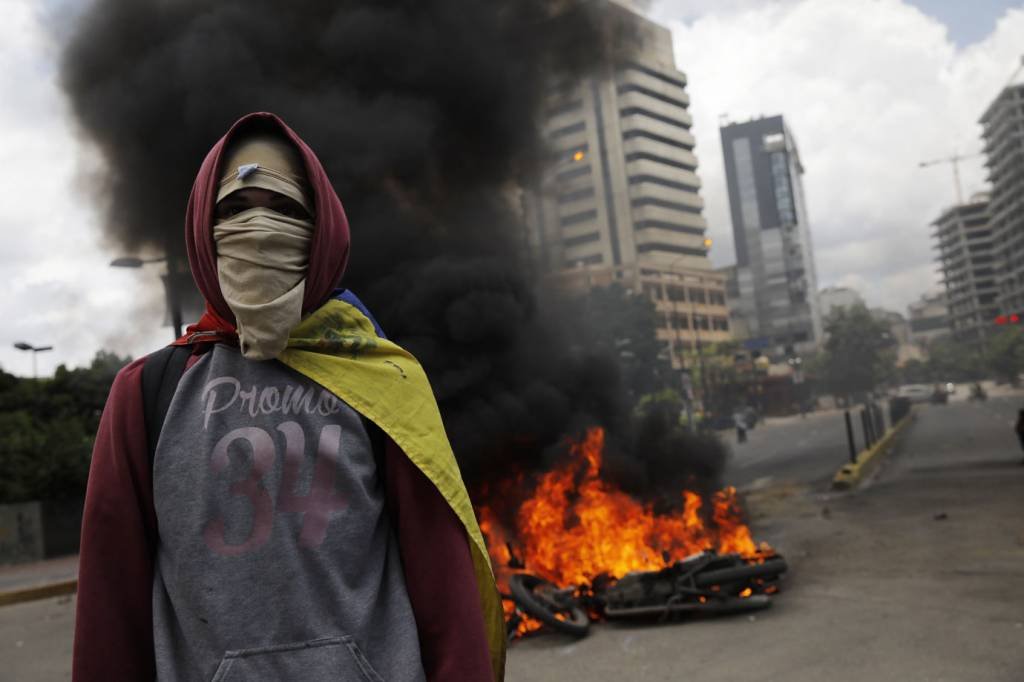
{"left": 897, "top": 384, "right": 933, "bottom": 404}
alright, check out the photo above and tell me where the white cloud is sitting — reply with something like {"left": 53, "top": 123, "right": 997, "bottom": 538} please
{"left": 655, "top": 0, "right": 1024, "bottom": 313}
{"left": 0, "top": 1, "right": 170, "bottom": 378}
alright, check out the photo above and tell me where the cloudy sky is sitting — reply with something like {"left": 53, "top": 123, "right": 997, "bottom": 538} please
{"left": 1, "top": 0, "right": 1022, "bottom": 377}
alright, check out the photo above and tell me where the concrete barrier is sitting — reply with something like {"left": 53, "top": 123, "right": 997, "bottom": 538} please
{"left": 832, "top": 408, "right": 915, "bottom": 490}
{"left": 0, "top": 502, "right": 44, "bottom": 564}
{"left": 0, "top": 499, "right": 83, "bottom": 565}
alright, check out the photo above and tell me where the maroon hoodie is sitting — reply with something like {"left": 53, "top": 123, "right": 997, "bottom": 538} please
{"left": 73, "top": 112, "right": 493, "bottom": 681}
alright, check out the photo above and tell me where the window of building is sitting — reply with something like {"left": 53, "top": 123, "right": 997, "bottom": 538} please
{"left": 712, "top": 317, "right": 729, "bottom": 331}
{"left": 547, "top": 99, "right": 582, "bottom": 117}
{"left": 616, "top": 84, "right": 689, "bottom": 110}
{"left": 633, "top": 220, "right": 704, "bottom": 237}
{"left": 732, "top": 137, "right": 759, "bottom": 230}
{"left": 688, "top": 288, "right": 707, "bottom": 304}
{"left": 631, "top": 197, "right": 702, "bottom": 215}
{"left": 564, "top": 254, "right": 603, "bottom": 267}
{"left": 562, "top": 232, "right": 600, "bottom": 248}
{"left": 667, "top": 285, "right": 686, "bottom": 302}
{"left": 693, "top": 315, "right": 710, "bottom": 330}
{"left": 628, "top": 174, "right": 700, "bottom": 193}
{"left": 619, "top": 107, "right": 691, "bottom": 132}
{"left": 762, "top": 132, "right": 785, "bottom": 150}
{"left": 557, "top": 187, "right": 595, "bottom": 204}
{"left": 560, "top": 209, "right": 598, "bottom": 227}
{"left": 770, "top": 151, "right": 796, "bottom": 226}
{"left": 621, "top": 129, "right": 694, "bottom": 152}
{"left": 624, "top": 151, "right": 696, "bottom": 172}
{"left": 621, "top": 62, "right": 687, "bottom": 89}
{"left": 556, "top": 165, "right": 591, "bottom": 183}
{"left": 550, "top": 121, "right": 585, "bottom": 138}
{"left": 636, "top": 243, "right": 706, "bottom": 256}
{"left": 708, "top": 291, "right": 726, "bottom": 306}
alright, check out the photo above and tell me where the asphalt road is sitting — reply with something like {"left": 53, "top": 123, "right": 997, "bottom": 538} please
{"left": 723, "top": 407, "right": 855, "bottom": 490}
{"left": 724, "top": 383, "right": 1022, "bottom": 491}
{"left": 503, "top": 394, "right": 1024, "bottom": 682}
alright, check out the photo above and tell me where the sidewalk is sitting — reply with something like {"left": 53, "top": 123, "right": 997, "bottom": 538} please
{"left": 0, "top": 554, "right": 78, "bottom": 606}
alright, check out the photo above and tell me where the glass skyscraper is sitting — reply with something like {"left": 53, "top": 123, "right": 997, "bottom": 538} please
{"left": 720, "top": 115, "right": 822, "bottom": 358}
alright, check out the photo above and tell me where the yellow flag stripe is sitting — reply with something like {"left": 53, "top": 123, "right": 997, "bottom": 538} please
{"left": 279, "top": 299, "right": 506, "bottom": 680}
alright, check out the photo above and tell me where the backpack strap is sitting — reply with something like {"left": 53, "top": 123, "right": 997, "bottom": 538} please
{"left": 142, "top": 345, "right": 193, "bottom": 466}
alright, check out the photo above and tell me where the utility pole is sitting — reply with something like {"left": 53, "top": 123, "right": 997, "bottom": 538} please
{"left": 918, "top": 152, "right": 984, "bottom": 206}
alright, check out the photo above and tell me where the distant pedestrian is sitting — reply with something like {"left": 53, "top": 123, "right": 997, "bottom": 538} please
{"left": 1015, "top": 409, "right": 1024, "bottom": 465}
{"left": 734, "top": 412, "right": 748, "bottom": 444}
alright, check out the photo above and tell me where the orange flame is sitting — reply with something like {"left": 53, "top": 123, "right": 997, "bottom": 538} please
{"left": 479, "top": 426, "right": 771, "bottom": 592}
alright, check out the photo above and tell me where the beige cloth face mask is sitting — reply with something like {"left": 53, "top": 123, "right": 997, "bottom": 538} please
{"left": 214, "top": 134, "right": 315, "bottom": 361}
{"left": 214, "top": 208, "right": 314, "bottom": 360}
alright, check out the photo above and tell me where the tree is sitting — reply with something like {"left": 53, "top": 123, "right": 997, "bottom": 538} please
{"left": 821, "top": 304, "right": 896, "bottom": 400}
{"left": 984, "top": 327, "right": 1024, "bottom": 386}
{"left": 923, "top": 336, "right": 984, "bottom": 383}
{"left": 897, "top": 358, "right": 929, "bottom": 385}
{"left": 563, "top": 284, "right": 671, "bottom": 402}
{"left": 0, "top": 351, "right": 130, "bottom": 503}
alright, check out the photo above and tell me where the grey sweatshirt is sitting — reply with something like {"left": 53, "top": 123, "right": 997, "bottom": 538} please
{"left": 151, "top": 344, "right": 426, "bottom": 681}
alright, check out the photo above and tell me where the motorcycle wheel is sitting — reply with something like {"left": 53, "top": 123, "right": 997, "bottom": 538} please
{"left": 508, "top": 573, "right": 591, "bottom": 638}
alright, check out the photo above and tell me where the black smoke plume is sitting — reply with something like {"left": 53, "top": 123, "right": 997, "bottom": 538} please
{"left": 60, "top": 0, "right": 727, "bottom": 503}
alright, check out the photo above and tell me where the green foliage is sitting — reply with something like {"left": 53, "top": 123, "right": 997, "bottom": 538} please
{"left": 898, "top": 358, "right": 930, "bottom": 384}
{"left": 921, "top": 333, "right": 983, "bottom": 382}
{"left": 821, "top": 304, "right": 897, "bottom": 398}
{"left": 634, "top": 388, "right": 683, "bottom": 418}
{"left": 567, "top": 284, "right": 672, "bottom": 400}
{"left": 0, "top": 351, "right": 130, "bottom": 503}
{"left": 983, "top": 327, "right": 1024, "bottom": 386}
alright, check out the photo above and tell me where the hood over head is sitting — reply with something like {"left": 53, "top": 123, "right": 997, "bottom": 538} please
{"left": 185, "top": 112, "right": 350, "bottom": 327}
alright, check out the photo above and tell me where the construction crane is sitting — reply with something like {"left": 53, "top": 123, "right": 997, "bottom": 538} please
{"left": 918, "top": 152, "right": 984, "bottom": 206}
{"left": 923, "top": 57, "right": 1024, "bottom": 206}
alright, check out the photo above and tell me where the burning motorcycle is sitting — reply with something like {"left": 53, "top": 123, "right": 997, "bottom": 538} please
{"left": 504, "top": 550, "right": 788, "bottom": 639}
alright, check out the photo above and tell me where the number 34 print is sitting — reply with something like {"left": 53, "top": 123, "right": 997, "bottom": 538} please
{"left": 202, "top": 421, "right": 348, "bottom": 556}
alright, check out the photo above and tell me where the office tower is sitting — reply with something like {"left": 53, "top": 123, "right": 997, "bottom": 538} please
{"left": 524, "top": 0, "right": 731, "bottom": 370}
{"left": 720, "top": 115, "right": 822, "bottom": 358}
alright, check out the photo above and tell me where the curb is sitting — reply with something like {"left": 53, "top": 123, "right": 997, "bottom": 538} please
{"left": 0, "top": 578, "right": 77, "bottom": 608}
{"left": 832, "top": 408, "right": 916, "bottom": 490}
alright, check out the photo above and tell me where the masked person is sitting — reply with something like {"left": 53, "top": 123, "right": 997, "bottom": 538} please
{"left": 73, "top": 112, "right": 505, "bottom": 682}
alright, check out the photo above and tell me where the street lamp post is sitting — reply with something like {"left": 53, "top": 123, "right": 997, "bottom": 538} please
{"left": 14, "top": 342, "right": 53, "bottom": 379}
{"left": 110, "top": 256, "right": 184, "bottom": 339}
